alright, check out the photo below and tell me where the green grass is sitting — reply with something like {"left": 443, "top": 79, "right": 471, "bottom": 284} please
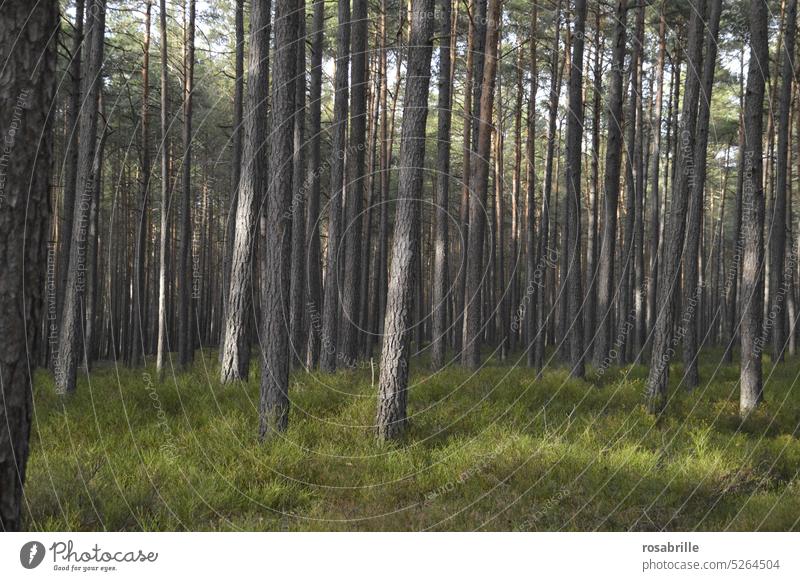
{"left": 24, "top": 349, "right": 800, "bottom": 531}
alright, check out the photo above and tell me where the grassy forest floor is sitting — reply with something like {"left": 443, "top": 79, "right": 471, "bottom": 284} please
{"left": 25, "top": 350, "right": 800, "bottom": 531}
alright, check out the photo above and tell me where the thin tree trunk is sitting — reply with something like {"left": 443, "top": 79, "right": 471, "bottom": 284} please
{"left": 156, "top": 0, "right": 171, "bottom": 375}
{"left": 524, "top": 1, "right": 538, "bottom": 367}
{"left": 320, "top": 0, "right": 351, "bottom": 372}
{"left": 770, "top": 0, "right": 797, "bottom": 364}
{"left": 431, "top": 0, "right": 453, "bottom": 370}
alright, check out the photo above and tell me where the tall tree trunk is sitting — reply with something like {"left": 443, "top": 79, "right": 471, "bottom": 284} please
{"left": 340, "top": 0, "right": 369, "bottom": 364}
{"left": 260, "top": 0, "right": 298, "bottom": 437}
{"left": 132, "top": 0, "right": 152, "bottom": 367}
{"left": 461, "top": 0, "right": 502, "bottom": 369}
{"left": 156, "top": 0, "right": 171, "bottom": 375}
{"left": 593, "top": 0, "right": 626, "bottom": 367}
{"left": 431, "top": 0, "right": 453, "bottom": 370}
{"left": 55, "top": 0, "right": 106, "bottom": 394}
{"left": 646, "top": 8, "right": 666, "bottom": 348}
{"left": 740, "top": 0, "right": 769, "bottom": 418}
{"left": 563, "top": 0, "right": 587, "bottom": 377}
{"left": 57, "top": 0, "right": 85, "bottom": 348}
{"left": 583, "top": 6, "right": 602, "bottom": 353}
{"left": 682, "top": 0, "right": 722, "bottom": 389}
{"left": 770, "top": 0, "right": 797, "bottom": 364}
{"left": 0, "top": 0, "right": 57, "bottom": 530}
{"left": 178, "top": 0, "right": 196, "bottom": 369}
{"left": 220, "top": 0, "right": 271, "bottom": 383}
{"left": 619, "top": 3, "right": 643, "bottom": 364}
{"left": 221, "top": 0, "right": 245, "bottom": 359}
{"left": 289, "top": 0, "right": 307, "bottom": 366}
{"left": 305, "top": 0, "right": 325, "bottom": 368}
{"left": 376, "top": 0, "right": 435, "bottom": 440}
{"left": 645, "top": 0, "right": 705, "bottom": 413}
{"left": 524, "top": 1, "right": 539, "bottom": 367}
{"left": 320, "top": 0, "right": 351, "bottom": 372}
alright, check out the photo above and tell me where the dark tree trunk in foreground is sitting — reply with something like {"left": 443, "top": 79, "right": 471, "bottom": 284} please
{"left": 220, "top": 0, "right": 270, "bottom": 383}
{"left": 740, "top": 0, "right": 769, "bottom": 418}
{"left": 431, "top": 0, "right": 453, "bottom": 370}
{"left": 461, "top": 0, "right": 502, "bottom": 369}
{"left": 770, "top": 0, "right": 797, "bottom": 364}
{"left": 376, "top": 0, "right": 435, "bottom": 440}
{"left": 260, "top": 0, "right": 298, "bottom": 438}
{"left": 681, "top": 0, "right": 722, "bottom": 390}
{"left": 563, "top": 0, "right": 587, "bottom": 378}
{"left": 305, "top": 0, "right": 324, "bottom": 368}
{"left": 320, "top": 0, "right": 351, "bottom": 373}
{"left": 646, "top": 0, "right": 705, "bottom": 413}
{"left": 0, "top": 0, "right": 57, "bottom": 532}
{"left": 593, "top": 0, "right": 626, "bottom": 368}
{"left": 178, "top": 0, "right": 196, "bottom": 368}
{"left": 56, "top": 0, "right": 106, "bottom": 394}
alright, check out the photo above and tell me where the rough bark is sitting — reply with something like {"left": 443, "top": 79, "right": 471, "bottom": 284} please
{"left": 0, "top": 0, "right": 58, "bottom": 531}
{"left": 220, "top": 0, "right": 271, "bottom": 383}
{"left": 55, "top": 0, "right": 106, "bottom": 394}
{"left": 461, "top": 0, "right": 502, "bottom": 369}
{"left": 739, "top": 0, "right": 769, "bottom": 418}
{"left": 377, "top": 0, "right": 435, "bottom": 440}
{"left": 645, "top": 0, "right": 705, "bottom": 413}
{"left": 593, "top": 0, "right": 626, "bottom": 367}
{"left": 682, "top": 0, "right": 722, "bottom": 389}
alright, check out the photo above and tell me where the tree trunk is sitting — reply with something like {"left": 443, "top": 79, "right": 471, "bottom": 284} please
{"left": 156, "top": 0, "right": 171, "bottom": 376}
{"left": 645, "top": 0, "right": 705, "bottom": 413}
{"left": 220, "top": 0, "right": 271, "bottom": 383}
{"left": 0, "top": 0, "right": 57, "bottom": 531}
{"left": 376, "top": 0, "right": 435, "bottom": 440}
{"left": 289, "top": 0, "right": 307, "bottom": 366}
{"left": 178, "top": 0, "right": 196, "bottom": 369}
{"left": 682, "top": 0, "right": 722, "bottom": 389}
{"left": 461, "top": 0, "right": 502, "bottom": 369}
{"left": 739, "top": 0, "right": 769, "bottom": 418}
{"left": 221, "top": 0, "right": 245, "bottom": 360}
{"left": 305, "top": 0, "right": 325, "bottom": 368}
{"left": 55, "top": 0, "right": 106, "bottom": 394}
{"left": 524, "top": 2, "right": 538, "bottom": 367}
{"left": 260, "top": 0, "right": 298, "bottom": 438}
{"left": 132, "top": 0, "right": 152, "bottom": 367}
{"left": 431, "top": 0, "right": 453, "bottom": 370}
{"left": 563, "top": 0, "right": 587, "bottom": 378}
{"left": 593, "top": 0, "right": 626, "bottom": 368}
{"left": 769, "top": 0, "right": 797, "bottom": 364}
{"left": 320, "top": 0, "right": 351, "bottom": 373}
